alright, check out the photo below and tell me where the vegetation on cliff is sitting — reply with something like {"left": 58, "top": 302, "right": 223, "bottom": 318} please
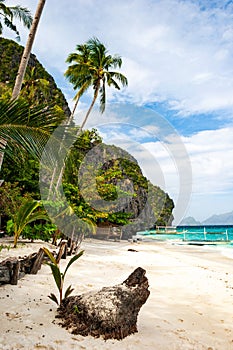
{"left": 0, "top": 37, "right": 174, "bottom": 241}
{"left": 0, "top": 37, "right": 70, "bottom": 117}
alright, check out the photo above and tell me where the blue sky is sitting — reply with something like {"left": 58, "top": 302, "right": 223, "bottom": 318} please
{"left": 4, "top": 0, "right": 233, "bottom": 224}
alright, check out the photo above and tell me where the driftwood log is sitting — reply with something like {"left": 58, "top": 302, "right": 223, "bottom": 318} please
{"left": 56, "top": 267, "right": 150, "bottom": 340}
{"left": 0, "top": 248, "right": 45, "bottom": 285}
{"left": 0, "top": 243, "right": 69, "bottom": 285}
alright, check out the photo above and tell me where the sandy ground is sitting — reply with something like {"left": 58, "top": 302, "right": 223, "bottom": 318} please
{"left": 0, "top": 238, "right": 233, "bottom": 350}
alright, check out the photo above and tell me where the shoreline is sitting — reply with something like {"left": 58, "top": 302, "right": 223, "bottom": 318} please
{"left": 0, "top": 238, "right": 233, "bottom": 349}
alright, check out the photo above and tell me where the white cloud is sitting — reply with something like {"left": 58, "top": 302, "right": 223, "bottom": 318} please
{"left": 184, "top": 127, "right": 233, "bottom": 192}
{"left": 5, "top": 0, "right": 233, "bottom": 116}
{"left": 142, "top": 126, "right": 233, "bottom": 222}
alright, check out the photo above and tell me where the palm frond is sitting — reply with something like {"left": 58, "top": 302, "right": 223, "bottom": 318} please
{"left": 14, "top": 200, "right": 41, "bottom": 227}
{"left": 108, "top": 71, "right": 128, "bottom": 87}
{"left": 9, "top": 6, "right": 32, "bottom": 29}
{"left": 3, "top": 16, "right": 19, "bottom": 36}
{"left": 0, "top": 99, "right": 61, "bottom": 162}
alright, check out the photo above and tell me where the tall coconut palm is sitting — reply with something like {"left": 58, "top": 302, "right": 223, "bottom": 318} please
{"left": 64, "top": 43, "right": 92, "bottom": 122}
{"left": 80, "top": 37, "right": 128, "bottom": 126}
{"left": 47, "top": 43, "right": 93, "bottom": 198}
{"left": 0, "top": 0, "right": 32, "bottom": 40}
{"left": 12, "top": 0, "right": 46, "bottom": 100}
{"left": 0, "top": 1, "right": 47, "bottom": 187}
{"left": 65, "top": 37, "right": 128, "bottom": 126}
{"left": 50, "top": 38, "right": 128, "bottom": 194}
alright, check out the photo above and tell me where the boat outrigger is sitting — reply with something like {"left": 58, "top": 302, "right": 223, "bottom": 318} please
{"left": 155, "top": 226, "right": 178, "bottom": 234}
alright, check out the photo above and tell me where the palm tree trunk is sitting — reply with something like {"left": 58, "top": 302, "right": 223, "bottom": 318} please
{"left": 1, "top": 1, "right": 46, "bottom": 183}
{"left": 70, "top": 95, "right": 81, "bottom": 121}
{"left": 53, "top": 88, "right": 100, "bottom": 195}
{"left": 11, "top": 0, "right": 46, "bottom": 100}
{"left": 0, "top": 138, "right": 7, "bottom": 186}
{"left": 47, "top": 90, "right": 83, "bottom": 200}
{"left": 79, "top": 89, "right": 99, "bottom": 131}
{"left": 46, "top": 96, "right": 81, "bottom": 200}
{"left": 0, "top": 139, "right": 7, "bottom": 169}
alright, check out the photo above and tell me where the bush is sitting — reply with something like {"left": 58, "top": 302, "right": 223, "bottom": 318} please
{"left": 6, "top": 220, "right": 58, "bottom": 243}
{"left": 21, "top": 222, "right": 57, "bottom": 242}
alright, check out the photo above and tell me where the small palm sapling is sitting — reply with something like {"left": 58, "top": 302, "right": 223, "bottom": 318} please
{"left": 43, "top": 247, "right": 84, "bottom": 305}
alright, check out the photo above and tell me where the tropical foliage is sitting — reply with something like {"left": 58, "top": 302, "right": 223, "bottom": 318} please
{"left": 0, "top": 98, "right": 62, "bottom": 165}
{"left": 0, "top": 37, "right": 70, "bottom": 116}
{"left": 0, "top": 0, "right": 32, "bottom": 40}
{"left": 21, "top": 66, "right": 50, "bottom": 105}
{"left": 0, "top": 181, "right": 26, "bottom": 218}
{"left": 8, "top": 198, "right": 48, "bottom": 247}
{"left": 18, "top": 222, "right": 57, "bottom": 243}
{"left": 0, "top": 36, "right": 174, "bottom": 243}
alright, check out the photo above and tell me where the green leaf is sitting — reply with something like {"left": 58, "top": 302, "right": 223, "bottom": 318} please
{"left": 48, "top": 293, "right": 59, "bottom": 305}
{"left": 49, "top": 264, "right": 62, "bottom": 290}
{"left": 43, "top": 247, "right": 57, "bottom": 265}
{"left": 64, "top": 285, "right": 74, "bottom": 299}
{"left": 0, "top": 99, "right": 60, "bottom": 162}
{"left": 63, "top": 250, "right": 84, "bottom": 278}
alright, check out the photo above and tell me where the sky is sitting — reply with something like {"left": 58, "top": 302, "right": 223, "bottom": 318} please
{"left": 3, "top": 0, "right": 233, "bottom": 224}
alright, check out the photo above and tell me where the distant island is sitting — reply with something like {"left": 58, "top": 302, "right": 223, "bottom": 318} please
{"left": 179, "top": 216, "right": 202, "bottom": 226}
{"left": 179, "top": 210, "right": 233, "bottom": 226}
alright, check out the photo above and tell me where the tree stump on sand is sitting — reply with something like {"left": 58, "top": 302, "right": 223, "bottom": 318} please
{"left": 56, "top": 267, "right": 150, "bottom": 340}
{"left": 30, "top": 248, "right": 44, "bottom": 274}
{"left": 56, "top": 241, "right": 68, "bottom": 263}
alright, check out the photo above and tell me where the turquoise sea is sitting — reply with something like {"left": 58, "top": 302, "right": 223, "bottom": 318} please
{"left": 136, "top": 225, "right": 233, "bottom": 259}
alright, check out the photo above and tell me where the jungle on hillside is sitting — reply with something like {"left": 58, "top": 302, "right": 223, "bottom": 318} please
{"left": 0, "top": 36, "right": 174, "bottom": 246}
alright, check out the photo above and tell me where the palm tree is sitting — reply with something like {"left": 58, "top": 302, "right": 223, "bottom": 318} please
{"left": 65, "top": 37, "right": 128, "bottom": 126}
{"left": 0, "top": 0, "right": 32, "bottom": 40}
{"left": 0, "top": 1, "right": 46, "bottom": 185}
{"left": 50, "top": 38, "right": 128, "bottom": 194}
{"left": 11, "top": 198, "right": 48, "bottom": 247}
{"left": 64, "top": 43, "right": 92, "bottom": 122}
{"left": 12, "top": 0, "right": 46, "bottom": 100}
{"left": 80, "top": 37, "right": 128, "bottom": 127}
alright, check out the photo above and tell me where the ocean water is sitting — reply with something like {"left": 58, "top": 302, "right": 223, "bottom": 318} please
{"left": 177, "top": 225, "right": 233, "bottom": 242}
{"left": 136, "top": 225, "right": 233, "bottom": 259}
{"left": 137, "top": 225, "right": 233, "bottom": 240}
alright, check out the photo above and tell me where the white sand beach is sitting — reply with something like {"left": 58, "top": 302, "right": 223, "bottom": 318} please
{"left": 0, "top": 238, "right": 233, "bottom": 350}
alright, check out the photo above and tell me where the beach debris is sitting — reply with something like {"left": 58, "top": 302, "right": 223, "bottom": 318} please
{"left": 0, "top": 248, "right": 45, "bottom": 285}
{"left": 56, "top": 267, "right": 150, "bottom": 340}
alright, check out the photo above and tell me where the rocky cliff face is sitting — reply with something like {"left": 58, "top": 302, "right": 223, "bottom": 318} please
{"left": 0, "top": 37, "right": 70, "bottom": 117}
{"left": 78, "top": 142, "right": 174, "bottom": 238}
